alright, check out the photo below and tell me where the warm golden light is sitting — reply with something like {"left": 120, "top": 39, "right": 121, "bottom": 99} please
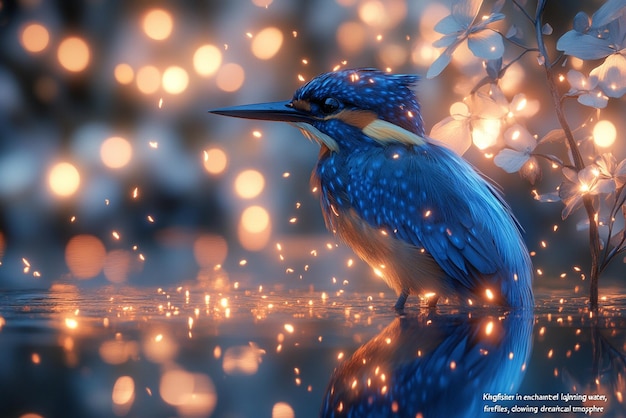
{"left": 472, "top": 119, "right": 501, "bottom": 149}
{"left": 143, "top": 9, "right": 173, "bottom": 41}
{"left": 103, "top": 250, "right": 131, "bottom": 283}
{"left": 223, "top": 345, "right": 263, "bottom": 375}
{"left": 193, "top": 234, "right": 228, "bottom": 268}
{"left": 238, "top": 206, "right": 271, "bottom": 251}
{"left": 65, "top": 318, "right": 78, "bottom": 329}
{"left": 203, "top": 148, "right": 228, "bottom": 174}
{"left": 136, "top": 65, "right": 161, "bottom": 94}
{"left": 57, "top": 37, "right": 90, "bottom": 72}
{"left": 143, "top": 332, "right": 178, "bottom": 363}
{"left": 336, "top": 22, "right": 367, "bottom": 55}
{"left": 99, "top": 340, "right": 139, "bottom": 365}
{"left": 160, "top": 370, "right": 217, "bottom": 416}
{"left": 20, "top": 23, "right": 49, "bottom": 53}
{"left": 252, "top": 0, "right": 273, "bottom": 6}
{"left": 100, "top": 136, "right": 133, "bottom": 169}
{"left": 65, "top": 234, "right": 106, "bottom": 279}
{"left": 234, "top": 169, "right": 265, "bottom": 199}
{"left": 112, "top": 375, "right": 135, "bottom": 406}
{"left": 162, "top": 66, "right": 189, "bottom": 94}
{"left": 216, "top": 63, "right": 245, "bottom": 92}
{"left": 114, "top": 63, "right": 134, "bottom": 85}
{"left": 49, "top": 162, "right": 80, "bottom": 197}
{"left": 592, "top": 120, "right": 617, "bottom": 148}
{"left": 193, "top": 44, "right": 222, "bottom": 76}
{"left": 450, "top": 102, "right": 470, "bottom": 120}
{"left": 240, "top": 206, "right": 270, "bottom": 234}
{"left": 272, "top": 402, "right": 295, "bottom": 418}
{"left": 251, "top": 27, "right": 283, "bottom": 60}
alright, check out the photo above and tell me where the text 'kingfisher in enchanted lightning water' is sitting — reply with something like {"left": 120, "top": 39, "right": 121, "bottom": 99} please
{"left": 210, "top": 68, "right": 533, "bottom": 312}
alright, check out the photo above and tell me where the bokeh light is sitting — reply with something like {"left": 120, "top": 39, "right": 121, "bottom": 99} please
{"left": 358, "top": 0, "right": 406, "bottom": 29}
{"left": 216, "top": 63, "right": 245, "bottom": 92}
{"left": 57, "top": 37, "right": 90, "bottom": 72}
{"left": 336, "top": 22, "right": 367, "bottom": 55}
{"left": 593, "top": 120, "right": 617, "bottom": 148}
{"left": 203, "top": 148, "right": 228, "bottom": 175}
{"left": 162, "top": 66, "right": 189, "bottom": 95}
{"left": 100, "top": 136, "right": 133, "bottom": 169}
{"left": 136, "top": 65, "right": 161, "bottom": 94}
{"left": 193, "top": 44, "right": 222, "bottom": 76}
{"left": 472, "top": 119, "right": 501, "bottom": 150}
{"left": 193, "top": 234, "right": 228, "bottom": 268}
{"left": 251, "top": 27, "right": 283, "bottom": 60}
{"left": 252, "top": 0, "right": 273, "bottom": 7}
{"left": 272, "top": 402, "right": 295, "bottom": 418}
{"left": 48, "top": 162, "right": 80, "bottom": 197}
{"left": 234, "top": 169, "right": 265, "bottom": 199}
{"left": 240, "top": 205, "right": 270, "bottom": 234}
{"left": 20, "top": 23, "right": 49, "bottom": 53}
{"left": 111, "top": 376, "right": 135, "bottom": 412}
{"left": 103, "top": 250, "right": 132, "bottom": 283}
{"left": 159, "top": 370, "right": 217, "bottom": 416}
{"left": 143, "top": 332, "right": 178, "bottom": 363}
{"left": 142, "top": 9, "right": 173, "bottom": 41}
{"left": 238, "top": 205, "right": 271, "bottom": 251}
{"left": 65, "top": 234, "right": 106, "bottom": 279}
{"left": 222, "top": 345, "right": 263, "bottom": 375}
{"left": 114, "top": 63, "right": 134, "bottom": 85}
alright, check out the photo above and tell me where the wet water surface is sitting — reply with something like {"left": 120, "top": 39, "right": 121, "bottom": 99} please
{"left": 0, "top": 286, "right": 624, "bottom": 418}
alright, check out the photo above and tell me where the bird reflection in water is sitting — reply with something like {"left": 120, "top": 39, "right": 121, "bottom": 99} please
{"left": 321, "top": 309, "right": 533, "bottom": 417}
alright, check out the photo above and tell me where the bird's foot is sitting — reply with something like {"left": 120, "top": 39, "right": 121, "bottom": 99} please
{"left": 394, "top": 289, "right": 409, "bottom": 316}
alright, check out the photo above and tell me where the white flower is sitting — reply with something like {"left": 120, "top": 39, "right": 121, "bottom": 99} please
{"left": 427, "top": 0, "right": 505, "bottom": 78}
{"left": 494, "top": 124, "right": 537, "bottom": 173}
{"left": 557, "top": 2, "right": 626, "bottom": 98}
{"left": 565, "top": 70, "right": 609, "bottom": 108}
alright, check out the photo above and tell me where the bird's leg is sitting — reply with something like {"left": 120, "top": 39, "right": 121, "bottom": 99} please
{"left": 394, "top": 288, "right": 409, "bottom": 315}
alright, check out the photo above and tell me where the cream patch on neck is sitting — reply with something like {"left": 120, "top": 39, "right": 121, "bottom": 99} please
{"left": 293, "top": 122, "right": 339, "bottom": 152}
{"left": 362, "top": 118, "right": 426, "bottom": 147}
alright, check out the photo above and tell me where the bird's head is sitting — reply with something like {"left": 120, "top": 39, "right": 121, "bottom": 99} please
{"left": 210, "top": 68, "right": 427, "bottom": 153}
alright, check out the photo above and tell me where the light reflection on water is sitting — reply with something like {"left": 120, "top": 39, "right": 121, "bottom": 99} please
{"left": 0, "top": 286, "right": 624, "bottom": 418}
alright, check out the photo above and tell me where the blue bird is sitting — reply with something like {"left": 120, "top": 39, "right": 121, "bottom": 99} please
{"left": 210, "top": 68, "right": 533, "bottom": 311}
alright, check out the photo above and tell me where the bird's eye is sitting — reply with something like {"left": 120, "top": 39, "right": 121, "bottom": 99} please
{"left": 321, "top": 97, "right": 340, "bottom": 114}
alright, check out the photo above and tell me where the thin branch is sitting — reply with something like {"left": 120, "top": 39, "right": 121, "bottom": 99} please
{"left": 510, "top": 0, "right": 536, "bottom": 24}
{"left": 470, "top": 48, "right": 537, "bottom": 95}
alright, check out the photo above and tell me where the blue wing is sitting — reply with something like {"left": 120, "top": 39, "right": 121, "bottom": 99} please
{"left": 320, "top": 142, "right": 532, "bottom": 305}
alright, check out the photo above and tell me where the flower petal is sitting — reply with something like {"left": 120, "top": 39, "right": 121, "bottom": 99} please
{"left": 591, "top": 0, "right": 626, "bottom": 28}
{"left": 591, "top": 53, "right": 626, "bottom": 98}
{"left": 426, "top": 48, "right": 454, "bottom": 78}
{"left": 467, "top": 30, "right": 504, "bottom": 59}
{"left": 556, "top": 30, "right": 614, "bottom": 59}
{"left": 494, "top": 148, "right": 530, "bottom": 173}
{"left": 451, "top": 0, "right": 483, "bottom": 27}
{"left": 429, "top": 116, "right": 472, "bottom": 155}
{"left": 433, "top": 32, "right": 461, "bottom": 48}
{"left": 504, "top": 124, "right": 536, "bottom": 151}
{"left": 577, "top": 91, "right": 609, "bottom": 108}
{"left": 434, "top": 14, "right": 463, "bottom": 35}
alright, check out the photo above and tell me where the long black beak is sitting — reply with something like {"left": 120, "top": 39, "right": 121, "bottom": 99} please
{"left": 209, "top": 100, "right": 313, "bottom": 123}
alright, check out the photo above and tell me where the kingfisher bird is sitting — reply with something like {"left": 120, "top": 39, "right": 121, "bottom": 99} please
{"left": 210, "top": 68, "right": 533, "bottom": 311}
